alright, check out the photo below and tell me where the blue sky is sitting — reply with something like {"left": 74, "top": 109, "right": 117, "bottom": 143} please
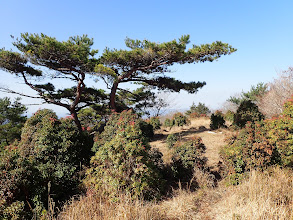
{"left": 1, "top": 0, "right": 293, "bottom": 115}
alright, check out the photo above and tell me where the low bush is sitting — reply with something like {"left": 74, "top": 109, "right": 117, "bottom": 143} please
{"left": 224, "top": 110, "right": 234, "bottom": 122}
{"left": 210, "top": 111, "right": 226, "bottom": 130}
{"left": 171, "top": 136, "right": 206, "bottom": 182}
{"left": 149, "top": 117, "right": 162, "bottom": 130}
{"left": 85, "top": 110, "right": 165, "bottom": 200}
{"left": 139, "top": 120, "right": 154, "bottom": 141}
{"left": 166, "top": 133, "right": 179, "bottom": 149}
{"left": 172, "top": 113, "right": 189, "bottom": 127}
{"left": 164, "top": 118, "right": 173, "bottom": 129}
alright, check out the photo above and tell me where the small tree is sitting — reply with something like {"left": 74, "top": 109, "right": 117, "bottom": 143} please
{"left": 228, "top": 82, "right": 268, "bottom": 105}
{"left": 0, "top": 97, "right": 27, "bottom": 146}
{"left": 186, "top": 102, "right": 211, "bottom": 117}
{"left": 233, "top": 100, "right": 264, "bottom": 128}
{"left": 210, "top": 111, "right": 226, "bottom": 130}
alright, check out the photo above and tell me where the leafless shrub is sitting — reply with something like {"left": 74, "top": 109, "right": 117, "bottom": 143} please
{"left": 258, "top": 67, "right": 293, "bottom": 118}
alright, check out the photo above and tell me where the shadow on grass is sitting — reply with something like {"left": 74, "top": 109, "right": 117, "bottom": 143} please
{"left": 152, "top": 125, "right": 210, "bottom": 143}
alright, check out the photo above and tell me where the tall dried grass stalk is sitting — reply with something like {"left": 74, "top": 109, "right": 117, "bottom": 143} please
{"left": 212, "top": 167, "right": 293, "bottom": 220}
{"left": 58, "top": 193, "right": 166, "bottom": 220}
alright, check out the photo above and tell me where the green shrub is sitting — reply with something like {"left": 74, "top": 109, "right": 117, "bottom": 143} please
{"left": 166, "top": 133, "right": 179, "bottom": 149}
{"left": 85, "top": 110, "right": 165, "bottom": 200}
{"left": 224, "top": 110, "right": 235, "bottom": 122}
{"left": 149, "top": 117, "right": 161, "bottom": 130}
{"left": 172, "top": 113, "right": 189, "bottom": 127}
{"left": 221, "top": 97, "right": 293, "bottom": 179}
{"left": 233, "top": 100, "right": 264, "bottom": 128}
{"left": 210, "top": 111, "right": 226, "bottom": 130}
{"left": 171, "top": 136, "right": 206, "bottom": 182}
{"left": 139, "top": 120, "right": 154, "bottom": 141}
{"left": 0, "top": 109, "right": 92, "bottom": 219}
{"left": 164, "top": 118, "right": 173, "bottom": 129}
{"left": 221, "top": 121, "right": 275, "bottom": 177}
{"left": 265, "top": 99, "right": 293, "bottom": 167}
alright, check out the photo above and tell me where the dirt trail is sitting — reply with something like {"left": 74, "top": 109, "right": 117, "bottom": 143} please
{"left": 150, "top": 118, "right": 228, "bottom": 170}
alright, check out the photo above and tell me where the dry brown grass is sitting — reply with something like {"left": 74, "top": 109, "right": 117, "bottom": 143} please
{"left": 211, "top": 167, "right": 293, "bottom": 220}
{"left": 57, "top": 193, "right": 165, "bottom": 220}
{"left": 58, "top": 167, "right": 293, "bottom": 220}
{"left": 57, "top": 167, "right": 217, "bottom": 220}
{"left": 58, "top": 189, "right": 209, "bottom": 220}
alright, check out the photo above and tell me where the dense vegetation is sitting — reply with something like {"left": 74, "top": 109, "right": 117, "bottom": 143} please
{"left": 221, "top": 97, "right": 293, "bottom": 184}
{"left": 0, "top": 109, "right": 92, "bottom": 219}
{"left": 0, "top": 32, "right": 292, "bottom": 219}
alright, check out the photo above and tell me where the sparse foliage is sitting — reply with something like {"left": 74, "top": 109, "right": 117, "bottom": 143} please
{"left": 258, "top": 67, "right": 293, "bottom": 118}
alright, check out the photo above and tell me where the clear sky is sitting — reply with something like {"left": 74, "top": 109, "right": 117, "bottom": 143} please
{"left": 1, "top": 0, "right": 293, "bottom": 115}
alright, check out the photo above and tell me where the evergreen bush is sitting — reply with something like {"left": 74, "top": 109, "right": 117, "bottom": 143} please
{"left": 85, "top": 110, "right": 165, "bottom": 200}
{"left": 172, "top": 113, "right": 189, "bottom": 127}
{"left": 164, "top": 118, "right": 173, "bottom": 129}
{"left": 166, "top": 133, "right": 179, "bottom": 149}
{"left": 149, "top": 117, "right": 161, "bottom": 130}
{"left": 210, "top": 111, "right": 226, "bottom": 130}
{"left": 171, "top": 136, "right": 206, "bottom": 182}
{"left": 233, "top": 100, "right": 264, "bottom": 128}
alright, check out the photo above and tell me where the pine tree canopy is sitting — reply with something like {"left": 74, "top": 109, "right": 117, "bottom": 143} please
{"left": 0, "top": 33, "right": 102, "bottom": 131}
{"left": 95, "top": 35, "right": 236, "bottom": 110}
